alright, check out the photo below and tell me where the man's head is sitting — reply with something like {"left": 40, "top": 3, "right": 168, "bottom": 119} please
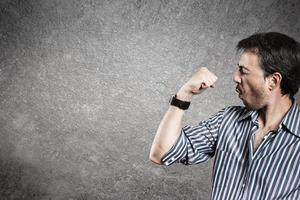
{"left": 233, "top": 32, "right": 300, "bottom": 110}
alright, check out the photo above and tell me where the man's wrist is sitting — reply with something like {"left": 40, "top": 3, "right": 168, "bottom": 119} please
{"left": 176, "top": 89, "right": 193, "bottom": 102}
{"left": 169, "top": 94, "right": 191, "bottom": 110}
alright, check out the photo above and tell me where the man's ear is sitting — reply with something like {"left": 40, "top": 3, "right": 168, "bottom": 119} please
{"left": 268, "top": 72, "right": 282, "bottom": 91}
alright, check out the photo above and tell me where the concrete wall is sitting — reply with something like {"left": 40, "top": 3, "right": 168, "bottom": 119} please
{"left": 0, "top": 0, "right": 299, "bottom": 199}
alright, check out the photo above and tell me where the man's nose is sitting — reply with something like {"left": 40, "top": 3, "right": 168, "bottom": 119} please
{"left": 233, "top": 70, "right": 241, "bottom": 84}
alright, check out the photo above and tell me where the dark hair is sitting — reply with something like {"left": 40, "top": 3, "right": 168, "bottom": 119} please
{"left": 237, "top": 32, "right": 300, "bottom": 97}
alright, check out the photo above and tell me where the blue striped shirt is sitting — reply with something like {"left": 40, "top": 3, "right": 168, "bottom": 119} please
{"left": 162, "top": 100, "right": 300, "bottom": 200}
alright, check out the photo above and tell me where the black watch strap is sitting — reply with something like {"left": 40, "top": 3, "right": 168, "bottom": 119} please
{"left": 169, "top": 94, "right": 191, "bottom": 110}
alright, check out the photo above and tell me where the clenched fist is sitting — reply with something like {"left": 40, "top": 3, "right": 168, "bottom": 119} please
{"left": 177, "top": 67, "right": 218, "bottom": 101}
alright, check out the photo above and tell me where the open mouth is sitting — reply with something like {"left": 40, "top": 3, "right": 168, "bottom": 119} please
{"left": 235, "top": 86, "right": 242, "bottom": 95}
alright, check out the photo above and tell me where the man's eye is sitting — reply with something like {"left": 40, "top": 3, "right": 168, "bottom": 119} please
{"left": 239, "top": 68, "right": 246, "bottom": 74}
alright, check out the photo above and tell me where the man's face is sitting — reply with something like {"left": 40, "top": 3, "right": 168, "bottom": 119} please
{"left": 233, "top": 51, "right": 270, "bottom": 110}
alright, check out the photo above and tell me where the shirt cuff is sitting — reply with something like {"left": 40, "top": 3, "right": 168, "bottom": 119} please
{"left": 161, "top": 126, "right": 190, "bottom": 166}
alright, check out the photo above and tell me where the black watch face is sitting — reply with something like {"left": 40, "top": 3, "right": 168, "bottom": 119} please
{"left": 170, "top": 96, "right": 189, "bottom": 110}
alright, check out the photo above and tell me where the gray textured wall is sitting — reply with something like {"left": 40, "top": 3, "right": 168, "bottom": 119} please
{"left": 0, "top": 0, "right": 299, "bottom": 199}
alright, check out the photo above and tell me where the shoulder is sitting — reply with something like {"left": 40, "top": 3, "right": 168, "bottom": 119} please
{"left": 202, "top": 106, "right": 252, "bottom": 125}
{"left": 224, "top": 105, "right": 247, "bottom": 114}
{"left": 222, "top": 106, "right": 251, "bottom": 121}
{"left": 205, "top": 106, "right": 248, "bottom": 123}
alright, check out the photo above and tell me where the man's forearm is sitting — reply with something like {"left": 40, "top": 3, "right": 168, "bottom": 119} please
{"left": 149, "top": 67, "right": 218, "bottom": 165}
{"left": 149, "top": 106, "right": 185, "bottom": 164}
{"left": 149, "top": 90, "right": 192, "bottom": 165}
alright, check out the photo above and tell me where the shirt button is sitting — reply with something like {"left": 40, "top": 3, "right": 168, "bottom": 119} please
{"left": 242, "top": 184, "right": 245, "bottom": 188}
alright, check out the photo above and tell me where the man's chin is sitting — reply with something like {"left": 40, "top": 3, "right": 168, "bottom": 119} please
{"left": 242, "top": 100, "right": 260, "bottom": 111}
{"left": 238, "top": 93, "right": 244, "bottom": 102}
{"left": 237, "top": 94, "right": 255, "bottom": 109}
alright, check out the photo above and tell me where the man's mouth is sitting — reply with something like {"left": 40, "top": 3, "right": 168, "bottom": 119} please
{"left": 235, "top": 86, "right": 242, "bottom": 94}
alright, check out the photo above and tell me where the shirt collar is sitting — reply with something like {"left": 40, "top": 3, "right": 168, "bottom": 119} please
{"left": 237, "top": 99, "right": 300, "bottom": 137}
{"left": 237, "top": 108, "right": 258, "bottom": 124}
{"left": 281, "top": 100, "right": 300, "bottom": 137}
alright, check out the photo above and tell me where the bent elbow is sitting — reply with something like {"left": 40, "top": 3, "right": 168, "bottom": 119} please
{"left": 149, "top": 156, "right": 163, "bottom": 165}
{"left": 149, "top": 152, "right": 163, "bottom": 165}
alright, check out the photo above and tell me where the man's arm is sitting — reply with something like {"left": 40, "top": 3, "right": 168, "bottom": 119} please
{"left": 149, "top": 67, "right": 218, "bottom": 165}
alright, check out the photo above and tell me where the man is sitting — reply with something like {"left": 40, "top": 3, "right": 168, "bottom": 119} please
{"left": 149, "top": 32, "right": 300, "bottom": 200}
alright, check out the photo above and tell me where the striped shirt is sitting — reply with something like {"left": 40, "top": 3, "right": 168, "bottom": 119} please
{"left": 162, "top": 100, "right": 300, "bottom": 200}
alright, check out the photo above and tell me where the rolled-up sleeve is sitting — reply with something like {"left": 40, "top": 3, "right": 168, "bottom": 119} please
{"left": 161, "top": 108, "right": 225, "bottom": 166}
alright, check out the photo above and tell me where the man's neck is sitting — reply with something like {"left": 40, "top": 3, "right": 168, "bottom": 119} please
{"left": 258, "top": 95, "right": 293, "bottom": 132}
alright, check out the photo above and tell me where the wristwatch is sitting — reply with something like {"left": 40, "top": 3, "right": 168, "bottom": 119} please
{"left": 169, "top": 94, "right": 191, "bottom": 110}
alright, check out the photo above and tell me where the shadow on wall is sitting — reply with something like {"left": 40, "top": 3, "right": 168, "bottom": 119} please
{"left": 296, "top": 92, "right": 300, "bottom": 105}
{"left": 0, "top": 156, "right": 102, "bottom": 200}
{"left": 0, "top": 157, "right": 96, "bottom": 200}
{"left": 0, "top": 158, "right": 48, "bottom": 200}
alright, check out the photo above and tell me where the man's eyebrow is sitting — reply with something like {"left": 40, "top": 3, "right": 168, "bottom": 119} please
{"left": 237, "top": 64, "right": 250, "bottom": 71}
